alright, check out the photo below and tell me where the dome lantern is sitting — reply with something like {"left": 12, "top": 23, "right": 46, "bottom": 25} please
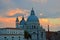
{"left": 27, "top": 8, "right": 39, "bottom": 22}
{"left": 31, "top": 8, "right": 35, "bottom": 15}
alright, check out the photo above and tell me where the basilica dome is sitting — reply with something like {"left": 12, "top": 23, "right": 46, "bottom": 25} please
{"left": 27, "top": 8, "right": 39, "bottom": 22}
{"left": 27, "top": 15, "right": 39, "bottom": 22}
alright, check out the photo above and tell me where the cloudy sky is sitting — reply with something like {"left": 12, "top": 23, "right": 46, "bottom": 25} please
{"left": 0, "top": 0, "right": 60, "bottom": 31}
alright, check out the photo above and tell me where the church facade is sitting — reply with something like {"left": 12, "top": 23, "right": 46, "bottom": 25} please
{"left": 0, "top": 8, "right": 46, "bottom": 40}
{"left": 16, "top": 8, "right": 46, "bottom": 40}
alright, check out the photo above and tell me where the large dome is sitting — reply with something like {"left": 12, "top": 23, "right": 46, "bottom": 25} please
{"left": 27, "top": 15, "right": 39, "bottom": 22}
{"left": 27, "top": 8, "right": 39, "bottom": 22}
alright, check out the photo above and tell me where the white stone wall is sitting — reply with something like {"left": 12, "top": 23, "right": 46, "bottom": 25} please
{"left": 0, "top": 28, "right": 24, "bottom": 34}
{"left": 0, "top": 35, "right": 24, "bottom": 40}
{"left": 0, "top": 28, "right": 24, "bottom": 40}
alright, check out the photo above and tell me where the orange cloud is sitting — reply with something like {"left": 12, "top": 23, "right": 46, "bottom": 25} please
{"left": 0, "top": 16, "right": 27, "bottom": 28}
{"left": 0, "top": 0, "right": 59, "bottom": 31}
{"left": 0, "top": 15, "right": 60, "bottom": 31}
{"left": 39, "top": 18, "right": 60, "bottom": 31}
{"left": 39, "top": 18, "right": 49, "bottom": 26}
{"left": 0, "top": 8, "right": 29, "bottom": 28}
{"left": 7, "top": 8, "right": 29, "bottom": 17}
{"left": 39, "top": 18, "right": 60, "bottom": 29}
{"left": 0, "top": 17, "right": 15, "bottom": 28}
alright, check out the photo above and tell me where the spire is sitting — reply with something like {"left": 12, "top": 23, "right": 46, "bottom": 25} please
{"left": 20, "top": 16, "right": 26, "bottom": 25}
{"left": 16, "top": 16, "right": 19, "bottom": 28}
{"left": 48, "top": 25, "right": 49, "bottom": 32}
{"left": 16, "top": 16, "right": 19, "bottom": 22}
{"left": 22, "top": 16, "right": 24, "bottom": 20}
{"left": 31, "top": 8, "right": 35, "bottom": 15}
{"left": 47, "top": 25, "right": 50, "bottom": 40}
{"left": 32, "top": 8, "right": 33, "bottom": 10}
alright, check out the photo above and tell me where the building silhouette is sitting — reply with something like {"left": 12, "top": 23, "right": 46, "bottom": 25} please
{"left": 16, "top": 8, "right": 46, "bottom": 40}
{"left": 0, "top": 8, "right": 46, "bottom": 40}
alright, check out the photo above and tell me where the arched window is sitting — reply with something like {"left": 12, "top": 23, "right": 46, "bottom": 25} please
{"left": 34, "top": 26, "right": 36, "bottom": 29}
{"left": 4, "top": 37, "right": 8, "bottom": 40}
{"left": 19, "top": 36, "right": 20, "bottom": 40}
{"left": 32, "top": 25, "right": 35, "bottom": 29}
{"left": 33, "top": 32, "right": 36, "bottom": 34}
{"left": 4, "top": 37, "right": 6, "bottom": 40}
{"left": 12, "top": 37, "right": 14, "bottom": 40}
{"left": 32, "top": 25, "right": 33, "bottom": 29}
{"left": 32, "top": 32, "right": 37, "bottom": 40}
{"left": 41, "top": 32, "right": 43, "bottom": 38}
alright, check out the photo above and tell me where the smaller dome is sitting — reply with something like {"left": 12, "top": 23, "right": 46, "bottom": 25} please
{"left": 20, "top": 17, "right": 26, "bottom": 25}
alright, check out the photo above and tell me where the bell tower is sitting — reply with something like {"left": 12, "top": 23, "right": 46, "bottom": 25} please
{"left": 16, "top": 16, "right": 19, "bottom": 28}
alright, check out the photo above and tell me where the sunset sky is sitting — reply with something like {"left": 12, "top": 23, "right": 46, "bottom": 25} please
{"left": 0, "top": 0, "right": 60, "bottom": 31}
